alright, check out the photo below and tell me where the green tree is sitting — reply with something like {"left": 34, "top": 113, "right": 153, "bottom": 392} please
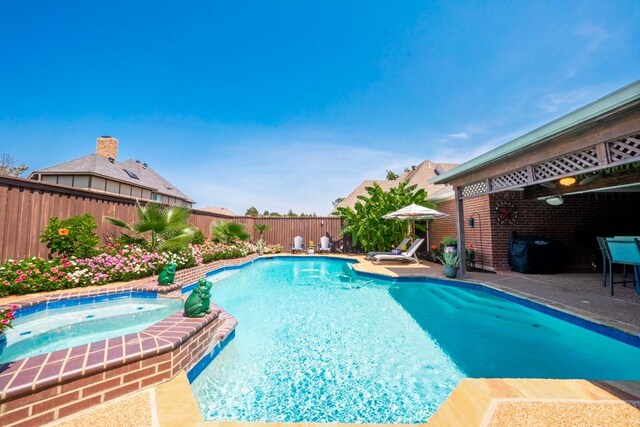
{"left": 336, "top": 181, "right": 434, "bottom": 252}
{"left": 254, "top": 223, "right": 272, "bottom": 241}
{"left": 332, "top": 197, "right": 344, "bottom": 208}
{"left": 386, "top": 170, "right": 399, "bottom": 180}
{"left": 0, "top": 154, "right": 28, "bottom": 177}
{"left": 286, "top": 209, "right": 298, "bottom": 217}
{"left": 245, "top": 206, "right": 259, "bottom": 216}
{"left": 210, "top": 221, "right": 250, "bottom": 244}
{"left": 262, "top": 210, "right": 270, "bottom": 216}
{"left": 105, "top": 202, "right": 196, "bottom": 251}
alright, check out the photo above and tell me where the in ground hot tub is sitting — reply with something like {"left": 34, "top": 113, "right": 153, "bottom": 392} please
{"left": 0, "top": 292, "right": 182, "bottom": 363}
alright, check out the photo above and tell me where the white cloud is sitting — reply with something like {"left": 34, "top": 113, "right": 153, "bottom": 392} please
{"left": 447, "top": 132, "right": 469, "bottom": 140}
{"left": 574, "top": 24, "right": 610, "bottom": 51}
{"left": 537, "top": 89, "right": 593, "bottom": 113}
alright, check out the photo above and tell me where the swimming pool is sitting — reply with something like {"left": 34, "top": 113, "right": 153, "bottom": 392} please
{"left": 0, "top": 295, "right": 182, "bottom": 363}
{"left": 190, "top": 257, "right": 640, "bottom": 423}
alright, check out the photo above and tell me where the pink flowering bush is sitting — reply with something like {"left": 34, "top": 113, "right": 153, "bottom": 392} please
{"left": 200, "top": 241, "right": 254, "bottom": 263}
{"left": 0, "top": 305, "right": 18, "bottom": 333}
{"left": 198, "top": 241, "right": 282, "bottom": 263}
{"left": 0, "top": 244, "right": 196, "bottom": 297}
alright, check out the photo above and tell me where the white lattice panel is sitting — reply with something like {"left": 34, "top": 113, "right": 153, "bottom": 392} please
{"left": 490, "top": 168, "right": 530, "bottom": 190}
{"left": 608, "top": 134, "right": 640, "bottom": 162}
{"left": 461, "top": 181, "right": 488, "bottom": 198}
{"left": 533, "top": 147, "right": 599, "bottom": 180}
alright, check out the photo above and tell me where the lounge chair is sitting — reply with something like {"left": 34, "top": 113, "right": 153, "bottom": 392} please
{"left": 290, "top": 236, "right": 305, "bottom": 253}
{"left": 365, "top": 238, "right": 411, "bottom": 260}
{"left": 372, "top": 239, "right": 424, "bottom": 265}
{"left": 318, "top": 236, "right": 331, "bottom": 253}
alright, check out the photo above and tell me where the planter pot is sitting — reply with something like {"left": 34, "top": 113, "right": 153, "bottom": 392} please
{"left": 258, "top": 249, "right": 264, "bottom": 256}
{"left": 442, "top": 265, "right": 458, "bottom": 278}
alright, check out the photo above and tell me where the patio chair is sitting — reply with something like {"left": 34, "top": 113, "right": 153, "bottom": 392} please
{"left": 290, "top": 236, "right": 305, "bottom": 253}
{"left": 596, "top": 236, "right": 629, "bottom": 289}
{"left": 603, "top": 237, "right": 640, "bottom": 296}
{"left": 318, "top": 236, "right": 331, "bottom": 253}
{"left": 365, "top": 238, "right": 411, "bottom": 260}
{"left": 372, "top": 239, "right": 424, "bottom": 265}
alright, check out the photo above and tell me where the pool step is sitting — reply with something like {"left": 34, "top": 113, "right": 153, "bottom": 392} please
{"left": 428, "top": 287, "right": 535, "bottom": 327}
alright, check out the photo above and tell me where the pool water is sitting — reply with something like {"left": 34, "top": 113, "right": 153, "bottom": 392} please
{"left": 0, "top": 297, "right": 182, "bottom": 363}
{"left": 191, "top": 258, "right": 640, "bottom": 424}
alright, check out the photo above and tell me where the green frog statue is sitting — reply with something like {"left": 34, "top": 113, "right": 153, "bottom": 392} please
{"left": 157, "top": 263, "right": 177, "bottom": 286}
{"left": 184, "top": 279, "right": 212, "bottom": 318}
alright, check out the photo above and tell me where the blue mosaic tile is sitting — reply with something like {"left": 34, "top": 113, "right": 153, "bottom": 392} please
{"left": 187, "top": 330, "right": 236, "bottom": 383}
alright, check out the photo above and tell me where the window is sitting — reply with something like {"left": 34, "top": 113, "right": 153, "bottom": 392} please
{"left": 123, "top": 169, "right": 140, "bottom": 179}
{"left": 151, "top": 193, "right": 163, "bottom": 202}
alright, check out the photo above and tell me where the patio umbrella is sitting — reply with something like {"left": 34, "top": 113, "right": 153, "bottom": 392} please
{"left": 382, "top": 203, "right": 448, "bottom": 245}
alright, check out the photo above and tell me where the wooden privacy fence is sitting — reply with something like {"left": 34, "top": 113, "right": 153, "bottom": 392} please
{"left": 233, "top": 216, "right": 344, "bottom": 250}
{"left": 0, "top": 176, "right": 344, "bottom": 262}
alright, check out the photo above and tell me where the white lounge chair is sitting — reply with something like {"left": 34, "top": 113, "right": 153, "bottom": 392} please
{"left": 318, "top": 236, "right": 331, "bottom": 253}
{"left": 366, "top": 237, "right": 411, "bottom": 260}
{"left": 372, "top": 239, "right": 424, "bottom": 265}
{"left": 291, "top": 236, "right": 305, "bottom": 253}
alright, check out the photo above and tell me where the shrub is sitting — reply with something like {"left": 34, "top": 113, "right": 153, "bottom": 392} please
{"left": 336, "top": 181, "right": 433, "bottom": 252}
{"left": 200, "top": 241, "right": 255, "bottom": 263}
{"left": 442, "top": 236, "right": 458, "bottom": 246}
{"left": 210, "top": 221, "right": 250, "bottom": 244}
{"left": 39, "top": 214, "right": 100, "bottom": 258}
{"left": 191, "top": 228, "right": 206, "bottom": 245}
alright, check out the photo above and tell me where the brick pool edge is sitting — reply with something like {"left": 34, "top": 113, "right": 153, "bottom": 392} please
{"left": 0, "top": 256, "right": 256, "bottom": 427}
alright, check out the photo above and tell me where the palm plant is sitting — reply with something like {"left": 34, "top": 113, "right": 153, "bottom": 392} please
{"left": 254, "top": 223, "right": 272, "bottom": 241}
{"left": 210, "top": 221, "right": 250, "bottom": 244}
{"left": 105, "top": 203, "right": 197, "bottom": 251}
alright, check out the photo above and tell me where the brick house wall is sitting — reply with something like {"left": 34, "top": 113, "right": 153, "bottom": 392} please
{"left": 489, "top": 191, "right": 640, "bottom": 270}
{"left": 431, "top": 195, "right": 493, "bottom": 269}
{"left": 432, "top": 191, "right": 640, "bottom": 272}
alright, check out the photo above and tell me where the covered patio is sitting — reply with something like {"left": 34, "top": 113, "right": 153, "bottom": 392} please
{"left": 430, "top": 81, "right": 640, "bottom": 286}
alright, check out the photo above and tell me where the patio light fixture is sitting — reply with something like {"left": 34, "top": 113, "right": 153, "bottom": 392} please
{"left": 559, "top": 176, "right": 576, "bottom": 186}
{"left": 544, "top": 196, "right": 564, "bottom": 206}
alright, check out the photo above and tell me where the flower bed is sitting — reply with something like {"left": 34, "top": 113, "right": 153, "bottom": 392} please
{"left": 0, "top": 242, "right": 283, "bottom": 297}
{"left": 198, "top": 242, "right": 282, "bottom": 264}
{"left": 0, "top": 244, "right": 196, "bottom": 297}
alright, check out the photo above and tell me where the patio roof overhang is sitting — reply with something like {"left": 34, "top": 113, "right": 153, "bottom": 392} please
{"left": 429, "top": 81, "right": 640, "bottom": 277}
{"left": 430, "top": 80, "right": 640, "bottom": 199}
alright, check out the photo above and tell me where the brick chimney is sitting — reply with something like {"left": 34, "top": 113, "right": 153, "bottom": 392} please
{"left": 96, "top": 136, "right": 119, "bottom": 159}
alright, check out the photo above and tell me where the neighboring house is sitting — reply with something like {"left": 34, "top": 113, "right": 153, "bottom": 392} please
{"left": 335, "top": 160, "right": 459, "bottom": 211}
{"left": 198, "top": 206, "right": 237, "bottom": 218}
{"left": 29, "top": 137, "right": 195, "bottom": 207}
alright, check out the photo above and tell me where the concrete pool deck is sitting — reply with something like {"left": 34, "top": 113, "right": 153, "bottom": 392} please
{"left": 18, "top": 254, "right": 640, "bottom": 425}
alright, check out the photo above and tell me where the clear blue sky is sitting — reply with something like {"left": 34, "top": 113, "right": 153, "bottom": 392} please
{"left": 1, "top": 1, "right": 639, "bottom": 214}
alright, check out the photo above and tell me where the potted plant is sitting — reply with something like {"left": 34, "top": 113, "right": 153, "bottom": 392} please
{"left": 442, "top": 236, "right": 458, "bottom": 253}
{"left": 255, "top": 239, "right": 266, "bottom": 256}
{"left": 438, "top": 250, "right": 460, "bottom": 278}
